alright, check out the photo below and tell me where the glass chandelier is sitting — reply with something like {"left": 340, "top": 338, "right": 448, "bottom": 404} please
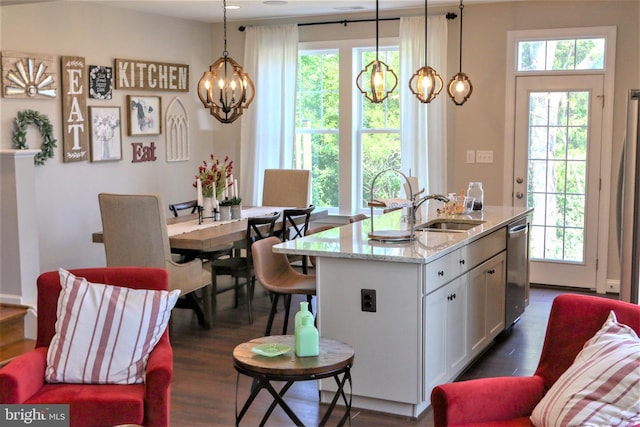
{"left": 409, "top": 0, "right": 443, "bottom": 103}
{"left": 447, "top": 0, "right": 473, "bottom": 106}
{"left": 356, "top": 0, "right": 398, "bottom": 103}
{"left": 197, "top": 0, "right": 255, "bottom": 123}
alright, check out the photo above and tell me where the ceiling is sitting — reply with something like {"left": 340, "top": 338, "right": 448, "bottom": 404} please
{"left": 0, "top": 0, "right": 532, "bottom": 23}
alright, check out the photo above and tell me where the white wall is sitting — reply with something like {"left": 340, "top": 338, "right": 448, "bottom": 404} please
{"left": 0, "top": 2, "right": 236, "bottom": 281}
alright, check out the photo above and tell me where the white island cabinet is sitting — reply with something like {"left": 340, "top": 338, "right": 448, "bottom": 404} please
{"left": 273, "top": 205, "right": 532, "bottom": 418}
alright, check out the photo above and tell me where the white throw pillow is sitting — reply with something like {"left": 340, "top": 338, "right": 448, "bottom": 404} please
{"left": 530, "top": 311, "right": 640, "bottom": 427}
{"left": 45, "top": 268, "right": 180, "bottom": 384}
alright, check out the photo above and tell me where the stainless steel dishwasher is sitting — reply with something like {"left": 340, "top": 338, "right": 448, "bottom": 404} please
{"left": 506, "top": 216, "right": 530, "bottom": 326}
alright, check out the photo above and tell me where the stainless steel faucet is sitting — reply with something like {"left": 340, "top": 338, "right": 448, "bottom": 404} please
{"left": 413, "top": 193, "right": 450, "bottom": 210}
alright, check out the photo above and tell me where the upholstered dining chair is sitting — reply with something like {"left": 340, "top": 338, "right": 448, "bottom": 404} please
{"left": 279, "top": 205, "right": 315, "bottom": 274}
{"left": 252, "top": 236, "right": 317, "bottom": 336}
{"left": 262, "top": 169, "right": 311, "bottom": 208}
{"left": 98, "top": 193, "right": 213, "bottom": 328}
{"left": 210, "top": 211, "right": 281, "bottom": 323}
{"left": 168, "top": 199, "right": 233, "bottom": 263}
{"left": 304, "top": 224, "right": 336, "bottom": 269}
{"left": 431, "top": 293, "right": 640, "bottom": 427}
{"left": 0, "top": 267, "right": 173, "bottom": 427}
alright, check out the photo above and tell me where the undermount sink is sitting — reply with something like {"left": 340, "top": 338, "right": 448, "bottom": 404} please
{"left": 417, "top": 218, "right": 486, "bottom": 232}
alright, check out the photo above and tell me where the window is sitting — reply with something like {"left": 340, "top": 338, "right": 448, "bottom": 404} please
{"left": 517, "top": 37, "right": 605, "bottom": 71}
{"left": 295, "top": 41, "right": 400, "bottom": 213}
{"left": 295, "top": 49, "right": 340, "bottom": 208}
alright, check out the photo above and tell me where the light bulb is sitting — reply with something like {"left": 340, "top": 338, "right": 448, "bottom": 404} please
{"left": 455, "top": 80, "right": 465, "bottom": 93}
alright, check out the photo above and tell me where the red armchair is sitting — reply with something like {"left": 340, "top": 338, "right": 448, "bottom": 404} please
{"left": 0, "top": 267, "right": 173, "bottom": 427}
{"left": 431, "top": 293, "right": 640, "bottom": 427}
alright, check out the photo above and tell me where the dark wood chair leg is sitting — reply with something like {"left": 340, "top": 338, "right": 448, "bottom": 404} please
{"left": 265, "top": 293, "right": 280, "bottom": 336}
{"left": 282, "top": 294, "right": 292, "bottom": 335}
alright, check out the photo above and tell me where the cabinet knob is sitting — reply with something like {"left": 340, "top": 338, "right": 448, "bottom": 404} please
{"left": 460, "top": 259, "right": 465, "bottom": 265}
{"left": 488, "top": 268, "right": 495, "bottom": 274}
{"left": 438, "top": 270, "right": 444, "bottom": 277}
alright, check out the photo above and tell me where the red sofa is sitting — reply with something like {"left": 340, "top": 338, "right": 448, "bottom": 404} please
{"left": 0, "top": 267, "right": 173, "bottom": 427}
{"left": 431, "top": 293, "right": 640, "bottom": 427}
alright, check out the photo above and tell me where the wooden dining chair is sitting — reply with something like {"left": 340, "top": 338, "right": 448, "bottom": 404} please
{"left": 279, "top": 205, "right": 315, "bottom": 274}
{"left": 210, "top": 211, "right": 281, "bottom": 324}
{"left": 348, "top": 213, "right": 368, "bottom": 223}
{"left": 305, "top": 224, "right": 336, "bottom": 269}
{"left": 168, "top": 199, "right": 233, "bottom": 263}
{"left": 168, "top": 200, "right": 198, "bottom": 217}
{"left": 98, "top": 193, "right": 213, "bottom": 328}
{"left": 252, "top": 236, "right": 316, "bottom": 336}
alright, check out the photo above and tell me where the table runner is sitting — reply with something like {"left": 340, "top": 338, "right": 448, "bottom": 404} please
{"left": 167, "top": 206, "right": 289, "bottom": 237}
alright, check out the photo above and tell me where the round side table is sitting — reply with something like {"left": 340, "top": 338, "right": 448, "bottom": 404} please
{"left": 233, "top": 335, "right": 354, "bottom": 426}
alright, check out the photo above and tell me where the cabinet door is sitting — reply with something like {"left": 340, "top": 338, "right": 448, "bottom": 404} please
{"left": 467, "top": 264, "right": 489, "bottom": 358}
{"left": 467, "top": 251, "right": 507, "bottom": 359}
{"left": 486, "top": 252, "right": 506, "bottom": 340}
{"left": 425, "top": 277, "right": 468, "bottom": 394}
{"left": 446, "top": 277, "right": 468, "bottom": 375}
{"left": 424, "top": 285, "right": 448, "bottom": 395}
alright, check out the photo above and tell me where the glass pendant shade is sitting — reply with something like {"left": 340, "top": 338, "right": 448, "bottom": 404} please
{"left": 197, "top": 0, "right": 254, "bottom": 123}
{"left": 409, "top": 0, "right": 442, "bottom": 103}
{"left": 409, "top": 65, "right": 443, "bottom": 104}
{"left": 355, "top": 0, "right": 398, "bottom": 104}
{"left": 356, "top": 59, "right": 398, "bottom": 103}
{"left": 197, "top": 56, "right": 255, "bottom": 123}
{"left": 447, "top": 71, "right": 472, "bottom": 105}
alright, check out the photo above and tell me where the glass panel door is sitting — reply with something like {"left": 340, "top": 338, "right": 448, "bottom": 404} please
{"left": 514, "top": 75, "right": 603, "bottom": 288}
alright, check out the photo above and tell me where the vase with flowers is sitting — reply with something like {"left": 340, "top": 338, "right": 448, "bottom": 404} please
{"left": 193, "top": 154, "right": 233, "bottom": 216}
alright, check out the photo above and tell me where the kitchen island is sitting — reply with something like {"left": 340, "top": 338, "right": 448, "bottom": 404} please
{"left": 273, "top": 203, "right": 533, "bottom": 418}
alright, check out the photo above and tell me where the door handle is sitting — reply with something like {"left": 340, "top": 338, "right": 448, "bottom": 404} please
{"left": 515, "top": 191, "right": 524, "bottom": 199}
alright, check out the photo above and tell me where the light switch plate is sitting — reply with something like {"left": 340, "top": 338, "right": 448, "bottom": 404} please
{"left": 466, "top": 150, "right": 476, "bottom": 164}
{"left": 476, "top": 150, "right": 494, "bottom": 163}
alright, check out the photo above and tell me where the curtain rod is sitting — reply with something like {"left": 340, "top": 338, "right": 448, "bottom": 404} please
{"left": 238, "top": 12, "right": 457, "bottom": 32}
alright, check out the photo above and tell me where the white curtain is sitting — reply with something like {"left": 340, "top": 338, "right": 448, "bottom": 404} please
{"left": 240, "top": 24, "right": 299, "bottom": 206}
{"left": 400, "top": 15, "right": 448, "bottom": 195}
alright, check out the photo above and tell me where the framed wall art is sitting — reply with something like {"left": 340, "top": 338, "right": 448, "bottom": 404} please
{"left": 89, "top": 106, "right": 122, "bottom": 162}
{"left": 127, "top": 95, "right": 161, "bottom": 136}
{"left": 89, "top": 65, "right": 113, "bottom": 100}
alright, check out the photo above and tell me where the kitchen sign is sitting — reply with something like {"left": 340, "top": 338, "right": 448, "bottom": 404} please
{"left": 115, "top": 59, "right": 189, "bottom": 92}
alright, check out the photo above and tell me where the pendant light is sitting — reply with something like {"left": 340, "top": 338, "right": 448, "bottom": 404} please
{"left": 447, "top": 0, "right": 472, "bottom": 106}
{"left": 197, "top": 0, "right": 255, "bottom": 123}
{"left": 409, "top": 0, "right": 443, "bottom": 103}
{"left": 356, "top": 0, "right": 398, "bottom": 103}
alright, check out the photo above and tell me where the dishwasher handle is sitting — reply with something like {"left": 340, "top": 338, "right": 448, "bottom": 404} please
{"left": 508, "top": 223, "right": 528, "bottom": 238}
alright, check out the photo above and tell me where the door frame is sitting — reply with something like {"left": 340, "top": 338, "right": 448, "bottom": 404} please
{"left": 502, "top": 26, "right": 617, "bottom": 294}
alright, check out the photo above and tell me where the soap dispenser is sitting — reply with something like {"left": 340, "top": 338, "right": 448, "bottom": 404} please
{"left": 295, "top": 315, "right": 319, "bottom": 357}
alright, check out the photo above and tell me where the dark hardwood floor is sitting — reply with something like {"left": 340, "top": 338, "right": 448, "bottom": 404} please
{"left": 169, "top": 280, "right": 609, "bottom": 426}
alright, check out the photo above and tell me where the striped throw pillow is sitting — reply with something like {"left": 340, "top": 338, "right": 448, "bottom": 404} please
{"left": 530, "top": 311, "right": 640, "bottom": 427}
{"left": 45, "top": 268, "right": 180, "bottom": 384}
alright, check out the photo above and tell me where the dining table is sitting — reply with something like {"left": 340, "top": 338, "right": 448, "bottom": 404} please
{"left": 92, "top": 206, "right": 328, "bottom": 251}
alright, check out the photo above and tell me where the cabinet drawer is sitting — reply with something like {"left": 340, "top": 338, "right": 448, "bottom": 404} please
{"left": 466, "top": 227, "right": 506, "bottom": 270}
{"left": 425, "top": 249, "right": 462, "bottom": 294}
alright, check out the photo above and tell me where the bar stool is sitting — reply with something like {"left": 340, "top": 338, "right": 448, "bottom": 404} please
{"left": 252, "top": 236, "right": 316, "bottom": 336}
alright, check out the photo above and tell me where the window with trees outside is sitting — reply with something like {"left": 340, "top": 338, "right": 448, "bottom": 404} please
{"left": 294, "top": 42, "right": 401, "bottom": 213}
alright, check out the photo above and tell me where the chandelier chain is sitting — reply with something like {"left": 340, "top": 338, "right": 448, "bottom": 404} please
{"left": 223, "top": 0, "right": 228, "bottom": 57}
{"left": 458, "top": 0, "right": 464, "bottom": 72}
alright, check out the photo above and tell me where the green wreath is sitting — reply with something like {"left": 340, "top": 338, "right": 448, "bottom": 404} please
{"left": 12, "top": 109, "right": 57, "bottom": 165}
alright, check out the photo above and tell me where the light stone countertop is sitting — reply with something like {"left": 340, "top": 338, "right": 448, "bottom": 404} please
{"left": 273, "top": 203, "right": 533, "bottom": 264}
